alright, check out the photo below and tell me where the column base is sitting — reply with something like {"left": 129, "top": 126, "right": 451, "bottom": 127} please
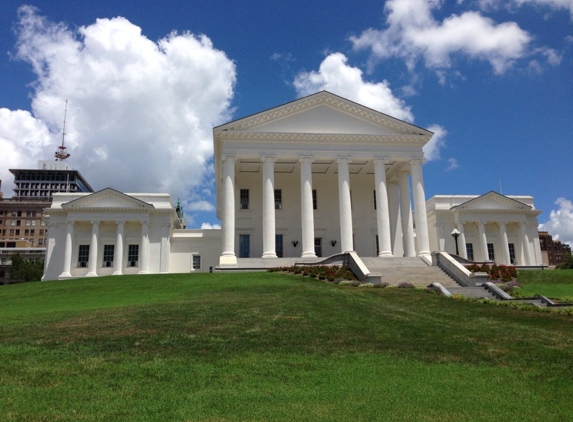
{"left": 138, "top": 271, "right": 148, "bottom": 275}
{"left": 86, "top": 271, "right": 98, "bottom": 277}
{"left": 378, "top": 251, "right": 393, "bottom": 258}
{"left": 219, "top": 254, "right": 238, "bottom": 266}
{"left": 301, "top": 251, "right": 317, "bottom": 258}
{"left": 112, "top": 271, "right": 123, "bottom": 276}
{"left": 262, "top": 252, "right": 278, "bottom": 259}
{"left": 59, "top": 272, "right": 72, "bottom": 278}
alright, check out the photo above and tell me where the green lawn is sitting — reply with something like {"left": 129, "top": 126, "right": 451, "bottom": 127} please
{"left": 1, "top": 272, "right": 572, "bottom": 421}
{"left": 517, "top": 269, "right": 573, "bottom": 301}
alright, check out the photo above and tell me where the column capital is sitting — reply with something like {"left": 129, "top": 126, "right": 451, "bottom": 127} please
{"left": 261, "top": 155, "right": 276, "bottom": 163}
{"left": 299, "top": 156, "right": 314, "bottom": 164}
{"left": 222, "top": 154, "right": 236, "bottom": 162}
{"left": 116, "top": 220, "right": 125, "bottom": 227}
{"left": 410, "top": 158, "right": 425, "bottom": 165}
{"left": 337, "top": 157, "right": 352, "bottom": 164}
{"left": 67, "top": 221, "right": 75, "bottom": 227}
{"left": 91, "top": 220, "right": 100, "bottom": 226}
{"left": 373, "top": 157, "right": 389, "bottom": 165}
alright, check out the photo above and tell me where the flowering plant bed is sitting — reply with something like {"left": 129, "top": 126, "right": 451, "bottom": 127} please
{"left": 466, "top": 263, "right": 517, "bottom": 282}
{"left": 268, "top": 265, "right": 357, "bottom": 282}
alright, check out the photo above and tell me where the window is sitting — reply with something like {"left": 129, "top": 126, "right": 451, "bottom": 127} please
{"left": 9, "top": 229, "right": 14, "bottom": 236}
{"left": 312, "top": 189, "right": 318, "bottom": 210}
{"left": 1, "top": 258, "right": 6, "bottom": 265}
{"left": 276, "top": 234, "right": 284, "bottom": 258}
{"left": 15, "top": 230, "right": 20, "bottom": 236}
{"left": 274, "top": 189, "right": 282, "bottom": 210}
{"left": 487, "top": 243, "right": 495, "bottom": 261}
{"left": 239, "top": 234, "right": 250, "bottom": 258}
{"left": 24, "top": 229, "right": 29, "bottom": 236}
{"left": 30, "top": 229, "right": 35, "bottom": 235}
{"left": 192, "top": 255, "right": 201, "bottom": 270}
{"left": 39, "top": 229, "right": 44, "bottom": 236}
{"left": 373, "top": 190, "right": 377, "bottom": 210}
{"left": 26, "top": 211, "right": 32, "bottom": 217}
{"left": 78, "top": 245, "right": 90, "bottom": 267}
{"left": 25, "top": 220, "right": 30, "bottom": 226}
{"left": 240, "top": 189, "right": 249, "bottom": 210}
{"left": 38, "top": 239, "right": 43, "bottom": 245}
{"left": 16, "top": 220, "right": 21, "bottom": 226}
{"left": 508, "top": 243, "right": 516, "bottom": 264}
{"left": 11, "top": 221, "right": 15, "bottom": 226}
{"left": 31, "top": 220, "right": 36, "bottom": 227}
{"left": 103, "top": 245, "right": 115, "bottom": 267}
{"left": 32, "top": 211, "right": 37, "bottom": 217}
{"left": 466, "top": 243, "right": 474, "bottom": 261}
{"left": 40, "top": 221, "right": 46, "bottom": 227}
{"left": 128, "top": 244, "right": 139, "bottom": 267}
{"left": 11, "top": 211, "right": 16, "bottom": 217}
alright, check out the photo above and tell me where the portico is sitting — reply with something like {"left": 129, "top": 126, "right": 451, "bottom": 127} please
{"left": 214, "top": 91, "right": 434, "bottom": 266}
{"left": 427, "top": 192, "right": 543, "bottom": 266}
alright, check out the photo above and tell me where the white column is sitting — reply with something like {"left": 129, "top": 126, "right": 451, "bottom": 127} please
{"left": 113, "top": 221, "right": 124, "bottom": 275}
{"left": 337, "top": 157, "right": 353, "bottom": 253}
{"left": 388, "top": 180, "right": 403, "bottom": 256}
{"left": 520, "top": 221, "right": 533, "bottom": 265}
{"left": 262, "top": 155, "right": 277, "bottom": 258}
{"left": 478, "top": 221, "right": 489, "bottom": 261}
{"left": 458, "top": 222, "right": 468, "bottom": 259}
{"left": 139, "top": 221, "right": 149, "bottom": 274}
{"left": 410, "top": 159, "right": 430, "bottom": 257}
{"left": 86, "top": 221, "right": 99, "bottom": 277}
{"left": 160, "top": 223, "right": 170, "bottom": 273}
{"left": 299, "top": 156, "right": 316, "bottom": 258}
{"left": 220, "top": 155, "right": 237, "bottom": 266}
{"left": 399, "top": 170, "right": 415, "bottom": 257}
{"left": 59, "top": 221, "right": 74, "bottom": 278}
{"left": 374, "top": 158, "right": 392, "bottom": 257}
{"left": 499, "top": 221, "right": 511, "bottom": 265}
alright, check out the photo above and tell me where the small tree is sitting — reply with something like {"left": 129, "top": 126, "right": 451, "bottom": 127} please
{"left": 557, "top": 252, "right": 573, "bottom": 270}
{"left": 9, "top": 253, "right": 44, "bottom": 283}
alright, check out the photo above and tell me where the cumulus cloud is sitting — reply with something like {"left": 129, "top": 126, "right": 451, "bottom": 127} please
{"left": 423, "top": 124, "right": 447, "bottom": 161}
{"left": 200, "top": 222, "right": 221, "bottom": 230}
{"left": 539, "top": 197, "right": 573, "bottom": 247}
{"left": 293, "top": 53, "right": 413, "bottom": 122}
{"left": 1, "top": 6, "right": 235, "bottom": 215}
{"left": 188, "top": 200, "right": 215, "bottom": 212}
{"left": 514, "top": 0, "right": 573, "bottom": 18}
{"left": 351, "top": 0, "right": 535, "bottom": 75}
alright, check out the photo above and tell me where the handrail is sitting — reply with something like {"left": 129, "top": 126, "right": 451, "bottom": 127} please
{"left": 432, "top": 251, "right": 488, "bottom": 287}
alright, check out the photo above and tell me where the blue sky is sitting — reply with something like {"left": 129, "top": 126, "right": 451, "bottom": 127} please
{"left": 1, "top": 0, "right": 572, "bottom": 245}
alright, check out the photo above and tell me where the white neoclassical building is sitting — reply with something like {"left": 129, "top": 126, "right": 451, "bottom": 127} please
{"left": 42, "top": 91, "right": 544, "bottom": 281}
{"left": 214, "top": 91, "right": 434, "bottom": 266}
{"left": 426, "top": 192, "right": 543, "bottom": 266}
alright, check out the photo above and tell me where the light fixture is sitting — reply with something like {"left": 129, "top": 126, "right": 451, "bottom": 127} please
{"left": 292, "top": 240, "right": 299, "bottom": 247}
{"left": 451, "top": 229, "right": 460, "bottom": 256}
{"left": 331, "top": 240, "right": 337, "bottom": 247}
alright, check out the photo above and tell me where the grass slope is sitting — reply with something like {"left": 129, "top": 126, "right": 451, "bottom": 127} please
{"left": 1, "top": 273, "right": 572, "bottom": 421}
{"left": 517, "top": 269, "right": 573, "bottom": 300}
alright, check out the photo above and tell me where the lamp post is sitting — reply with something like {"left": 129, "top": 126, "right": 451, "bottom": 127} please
{"left": 451, "top": 229, "right": 460, "bottom": 256}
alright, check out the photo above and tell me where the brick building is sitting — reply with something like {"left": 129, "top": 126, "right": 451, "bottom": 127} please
{"left": 539, "top": 231, "right": 571, "bottom": 266}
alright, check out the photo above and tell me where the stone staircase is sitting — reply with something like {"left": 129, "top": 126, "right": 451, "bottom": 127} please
{"left": 446, "top": 285, "right": 497, "bottom": 299}
{"left": 360, "top": 257, "right": 459, "bottom": 287}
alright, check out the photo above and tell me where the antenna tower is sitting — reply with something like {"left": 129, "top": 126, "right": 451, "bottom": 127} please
{"left": 55, "top": 99, "right": 71, "bottom": 161}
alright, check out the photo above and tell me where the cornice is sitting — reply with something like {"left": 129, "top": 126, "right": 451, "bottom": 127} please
{"left": 217, "top": 131, "right": 427, "bottom": 144}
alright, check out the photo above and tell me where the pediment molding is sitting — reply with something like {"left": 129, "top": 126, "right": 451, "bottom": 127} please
{"left": 215, "top": 91, "right": 432, "bottom": 137}
{"left": 452, "top": 191, "right": 531, "bottom": 212}
{"left": 62, "top": 188, "right": 155, "bottom": 211}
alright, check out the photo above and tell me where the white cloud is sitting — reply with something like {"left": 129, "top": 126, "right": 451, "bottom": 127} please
{"left": 423, "top": 124, "right": 447, "bottom": 161}
{"left": 1, "top": 6, "right": 235, "bottom": 207}
{"left": 514, "top": 0, "right": 573, "bottom": 19}
{"left": 293, "top": 52, "right": 414, "bottom": 122}
{"left": 445, "top": 158, "right": 460, "bottom": 171}
{"left": 188, "top": 200, "right": 215, "bottom": 212}
{"left": 351, "top": 0, "right": 535, "bottom": 75}
{"left": 539, "top": 198, "right": 573, "bottom": 247}
{"left": 200, "top": 222, "right": 221, "bottom": 230}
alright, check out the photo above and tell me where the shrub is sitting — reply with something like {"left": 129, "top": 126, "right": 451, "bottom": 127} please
{"left": 374, "top": 282, "right": 390, "bottom": 288}
{"left": 359, "top": 283, "right": 374, "bottom": 288}
{"left": 398, "top": 282, "right": 415, "bottom": 289}
{"left": 338, "top": 280, "right": 353, "bottom": 286}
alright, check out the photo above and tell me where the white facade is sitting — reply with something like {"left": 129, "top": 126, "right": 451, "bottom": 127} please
{"left": 43, "top": 188, "right": 221, "bottom": 280}
{"left": 214, "top": 91, "right": 434, "bottom": 266}
{"left": 426, "top": 192, "right": 543, "bottom": 265}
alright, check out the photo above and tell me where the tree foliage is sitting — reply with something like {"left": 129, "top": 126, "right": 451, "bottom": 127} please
{"left": 557, "top": 252, "right": 573, "bottom": 270}
{"left": 9, "top": 253, "right": 44, "bottom": 283}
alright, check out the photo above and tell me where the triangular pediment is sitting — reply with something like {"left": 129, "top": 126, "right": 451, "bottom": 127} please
{"left": 214, "top": 91, "right": 432, "bottom": 138}
{"left": 62, "top": 188, "right": 155, "bottom": 211}
{"left": 453, "top": 191, "right": 531, "bottom": 212}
